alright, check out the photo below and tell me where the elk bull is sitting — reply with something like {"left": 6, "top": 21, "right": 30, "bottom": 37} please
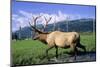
{"left": 29, "top": 16, "right": 86, "bottom": 60}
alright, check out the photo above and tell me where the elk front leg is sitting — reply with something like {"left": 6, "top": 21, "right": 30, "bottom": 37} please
{"left": 46, "top": 46, "right": 53, "bottom": 60}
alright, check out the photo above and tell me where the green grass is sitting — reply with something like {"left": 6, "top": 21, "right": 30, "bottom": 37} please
{"left": 11, "top": 32, "right": 96, "bottom": 66}
{"left": 80, "top": 32, "right": 96, "bottom": 51}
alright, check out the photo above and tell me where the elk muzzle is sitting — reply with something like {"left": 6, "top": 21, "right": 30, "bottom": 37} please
{"left": 33, "top": 35, "right": 39, "bottom": 40}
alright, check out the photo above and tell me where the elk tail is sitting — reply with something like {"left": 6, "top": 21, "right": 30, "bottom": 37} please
{"left": 77, "top": 35, "right": 86, "bottom": 52}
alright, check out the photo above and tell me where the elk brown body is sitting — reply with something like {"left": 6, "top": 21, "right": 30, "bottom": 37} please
{"left": 33, "top": 31, "right": 86, "bottom": 60}
{"left": 46, "top": 31, "right": 80, "bottom": 48}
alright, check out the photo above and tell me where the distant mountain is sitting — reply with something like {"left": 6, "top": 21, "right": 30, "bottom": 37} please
{"left": 45, "top": 18, "right": 96, "bottom": 32}
{"left": 12, "top": 18, "right": 96, "bottom": 39}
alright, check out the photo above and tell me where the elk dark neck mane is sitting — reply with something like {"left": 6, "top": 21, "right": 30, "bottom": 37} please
{"left": 38, "top": 33, "right": 49, "bottom": 44}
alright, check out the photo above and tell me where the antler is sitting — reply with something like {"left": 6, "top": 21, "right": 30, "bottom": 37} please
{"left": 29, "top": 15, "right": 52, "bottom": 33}
{"left": 28, "top": 15, "right": 44, "bottom": 33}
{"left": 43, "top": 16, "right": 52, "bottom": 31}
{"left": 32, "top": 15, "right": 42, "bottom": 27}
{"left": 29, "top": 21, "right": 43, "bottom": 33}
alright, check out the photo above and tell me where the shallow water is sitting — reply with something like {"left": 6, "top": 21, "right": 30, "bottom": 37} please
{"left": 47, "top": 51, "right": 96, "bottom": 63}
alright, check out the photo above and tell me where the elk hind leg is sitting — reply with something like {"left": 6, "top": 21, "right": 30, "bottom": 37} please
{"left": 55, "top": 46, "right": 58, "bottom": 58}
{"left": 77, "top": 43, "right": 86, "bottom": 53}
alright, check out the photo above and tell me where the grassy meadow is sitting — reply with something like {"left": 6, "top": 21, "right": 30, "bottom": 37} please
{"left": 11, "top": 32, "right": 96, "bottom": 66}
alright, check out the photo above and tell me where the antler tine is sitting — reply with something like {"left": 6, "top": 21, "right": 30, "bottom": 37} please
{"left": 28, "top": 21, "right": 35, "bottom": 30}
{"left": 29, "top": 21, "right": 43, "bottom": 33}
{"left": 34, "top": 15, "right": 42, "bottom": 22}
{"left": 32, "top": 15, "right": 42, "bottom": 27}
{"left": 44, "top": 17, "right": 52, "bottom": 26}
{"left": 36, "top": 15, "right": 42, "bottom": 20}
{"left": 28, "top": 21, "right": 32, "bottom": 27}
{"left": 44, "top": 16, "right": 47, "bottom": 22}
{"left": 42, "top": 16, "right": 52, "bottom": 31}
{"left": 44, "top": 16, "right": 52, "bottom": 25}
{"left": 32, "top": 16, "right": 35, "bottom": 20}
{"left": 47, "top": 17, "right": 52, "bottom": 23}
{"left": 29, "top": 15, "right": 45, "bottom": 33}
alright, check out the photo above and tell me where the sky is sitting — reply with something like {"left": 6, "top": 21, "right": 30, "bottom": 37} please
{"left": 12, "top": 0, "right": 96, "bottom": 32}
